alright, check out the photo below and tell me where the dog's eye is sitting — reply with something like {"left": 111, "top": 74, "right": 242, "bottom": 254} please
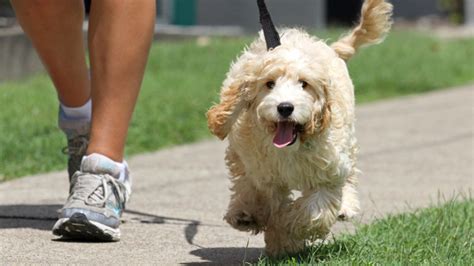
{"left": 300, "top": 80, "right": 309, "bottom": 89}
{"left": 265, "top": 81, "right": 275, "bottom": 89}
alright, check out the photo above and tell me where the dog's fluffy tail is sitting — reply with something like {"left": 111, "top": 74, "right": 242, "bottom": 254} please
{"left": 331, "top": 0, "right": 393, "bottom": 61}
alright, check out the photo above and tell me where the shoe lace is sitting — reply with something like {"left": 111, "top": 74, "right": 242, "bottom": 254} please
{"left": 62, "top": 135, "right": 89, "bottom": 156}
{"left": 71, "top": 173, "right": 125, "bottom": 208}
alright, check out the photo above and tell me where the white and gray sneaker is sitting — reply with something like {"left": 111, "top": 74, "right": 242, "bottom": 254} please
{"left": 52, "top": 153, "right": 132, "bottom": 241}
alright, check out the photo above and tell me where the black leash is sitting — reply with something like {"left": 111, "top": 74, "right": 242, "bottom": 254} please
{"left": 257, "top": 0, "right": 281, "bottom": 50}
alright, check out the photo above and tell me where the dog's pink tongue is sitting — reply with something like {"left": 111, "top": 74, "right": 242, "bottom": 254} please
{"left": 273, "top": 121, "right": 294, "bottom": 148}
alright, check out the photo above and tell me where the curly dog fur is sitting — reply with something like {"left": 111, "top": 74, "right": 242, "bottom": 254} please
{"left": 207, "top": 0, "right": 392, "bottom": 257}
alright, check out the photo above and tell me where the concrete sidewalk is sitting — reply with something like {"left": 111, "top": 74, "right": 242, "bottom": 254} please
{"left": 0, "top": 85, "right": 473, "bottom": 264}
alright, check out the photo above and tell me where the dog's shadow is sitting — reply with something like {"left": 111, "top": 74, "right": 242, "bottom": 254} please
{"left": 185, "top": 247, "right": 263, "bottom": 265}
{"left": 126, "top": 209, "right": 265, "bottom": 264}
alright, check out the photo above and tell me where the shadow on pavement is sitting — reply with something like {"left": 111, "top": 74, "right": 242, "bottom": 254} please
{"left": 0, "top": 205, "right": 265, "bottom": 263}
{"left": 0, "top": 205, "right": 214, "bottom": 245}
{"left": 186, "top": 247, "right": 263, "bottom": 265}
{"left": 0, "top": 204, "right": 60, "bottom": 230}
{"left": 125, "top": 209, "right": 209, "bottom": 246}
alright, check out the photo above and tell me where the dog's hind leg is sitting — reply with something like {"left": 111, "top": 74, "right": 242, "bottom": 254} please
{"left": 264, "top": 222, "right": 305, "bottom": 258}
{"left": 338, "top": 174, "right": 360, "bottom": 221}
{"left": 264, "top": 207, "right": 305, "bottom": 258}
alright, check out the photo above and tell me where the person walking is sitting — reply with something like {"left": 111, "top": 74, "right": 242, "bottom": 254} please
{"left": 10, "top": 0, "right": 156, "bottom": 241}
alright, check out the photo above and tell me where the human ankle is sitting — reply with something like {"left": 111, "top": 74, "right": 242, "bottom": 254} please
{"left": 81, "top": 153, "right": 129, "bottom": 181}
{"left": 60, "top": 99, "right": 92, "bottom": 120}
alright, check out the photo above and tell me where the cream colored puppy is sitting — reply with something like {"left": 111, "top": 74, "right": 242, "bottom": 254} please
{"left": 207, "top": 0, "right": 393, "bottom": 257}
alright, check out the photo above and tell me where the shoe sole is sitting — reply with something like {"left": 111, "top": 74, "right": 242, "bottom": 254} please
{"left": 52, "top": 213, "right": 120, "bottom": 241}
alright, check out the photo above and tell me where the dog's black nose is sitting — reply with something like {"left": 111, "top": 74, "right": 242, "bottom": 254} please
{"left": 277, "top": 102, "right": 294, "bottom": 118}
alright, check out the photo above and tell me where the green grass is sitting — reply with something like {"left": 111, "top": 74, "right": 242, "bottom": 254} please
{"left": 256, "top": 199, "right": 474, "bottom": 265}
{"left": 0, "top": 30, "right": 473, "bottom": 180}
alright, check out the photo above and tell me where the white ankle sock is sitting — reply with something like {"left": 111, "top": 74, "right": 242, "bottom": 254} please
{"left": 60, "top": 99, "right": 92, "bottom": 120}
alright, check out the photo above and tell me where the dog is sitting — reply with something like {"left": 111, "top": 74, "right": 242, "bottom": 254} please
{"left": 207, "top": 0, "right": 393, "bottom": 257}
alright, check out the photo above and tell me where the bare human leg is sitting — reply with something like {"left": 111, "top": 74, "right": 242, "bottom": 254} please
{"left": 10, "top": 0, "right": 90, "bottom": 107}
{"left": 86, "top": 0, "right": 156, "bottom": 161}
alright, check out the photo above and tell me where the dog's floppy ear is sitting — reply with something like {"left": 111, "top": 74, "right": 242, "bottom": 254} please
{"left": 303, "top": 86, "right": 331, "bottom": 140}
{"left": 315, "top": 99, "right": 332, "bottom": 133}
{"left": 208, "top": 0, "right": 278, "bottom": 140}
{"left": 207, "top": 82, "right": 248, "bottom": 140}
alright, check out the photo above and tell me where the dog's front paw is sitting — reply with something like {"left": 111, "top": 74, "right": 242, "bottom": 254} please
{"left": 224, "top": 210, "right": 261, "bottom": 234}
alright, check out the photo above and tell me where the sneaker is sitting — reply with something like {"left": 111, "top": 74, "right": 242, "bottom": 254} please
{"left": 58, "top": 107, "right": 90, "bottom": 180}
{"left": 52, "top": 153, "right": 132, "bottom": 241}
